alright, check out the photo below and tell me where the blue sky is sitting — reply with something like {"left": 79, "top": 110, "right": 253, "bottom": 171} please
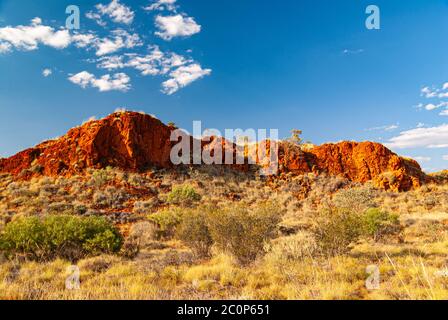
{"left": 1, "top": 0, "right": 448, "bottom": 172}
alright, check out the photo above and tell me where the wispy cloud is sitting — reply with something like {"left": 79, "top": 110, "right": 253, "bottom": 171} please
{"left": 365, "top": 124, "right": 399, "bottom": 132}
{"left": 145, "top": 0, "right": 178, "bottom": 12}
{"left": 421, "top": 86, "right": 438, "bottom": 98}
{"left": 342, "top": 49, "right": 364, "bottom": 55}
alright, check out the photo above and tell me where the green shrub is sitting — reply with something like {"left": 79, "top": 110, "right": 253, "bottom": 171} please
{"left": 313, "top": 208, "right": 362, "bottom": 256}
{"left": 176, "top": 208, "right": 213, "bottom": 258}
{"left": 361, "top": 208, "right": 401, "bottom": 241}
{"left": 166, "top": 185, "right": 201, "bottom": 207}
{"left": 148, "top": 208, "right": 182, "bottom": 239}
{"left": 207, "top": 203, "right": 282, "bottom": 265}
{"left": 0, "top": 215, "right": 122, "bottom": 261}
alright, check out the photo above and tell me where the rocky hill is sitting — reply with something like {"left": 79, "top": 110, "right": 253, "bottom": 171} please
{"left": 0, "top": 111, "right": 429, "bottom": 191}
{"left": 274, "top": 141, "right": 426, "bottom": 191}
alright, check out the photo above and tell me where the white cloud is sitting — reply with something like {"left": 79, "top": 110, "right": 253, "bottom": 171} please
{"left": 87, "top": 0, "right": 135, "bottom": 25}
{"left": 162, "top": 63, "right": 211, "bottom": 95}
{"left": 0, "top": 42, "right": 11, "bottom": 53}
{"left": 97, "top": 55, "right": 126, "bottom": 70}
{"left": 72, "top": 33, "right": 97, "bottom": 48}
{"left": 425, "top": 102, "right": 448, "bottom": 111}
{"left": 145, "top": 0, "right": 177, "bottom": 12}
{"left": 342, "top": 49, "right": 364, "bottom": 55}
{"left": 42, "top": 68, "right": 52, "bottom": 77}
{"left": 440, "top": 109, "right": 448, "bottom": 116}
{"left": 421, "top": 86, "right": 438, "bottom": 98}
{"left": 385, "top": 124, "right": 448, "bottom": 149}
{"left": 443, "top": 155, "right": 448, "bottom": 161}
{"left": 0, "top": 18, "right": 71, "bottom": 52}
{"left": 31, "top": 17, "right": 42, "bottom": 25}
{"left": 0, "top": 18, "right": 99, "bottom": 53}
{"left": 425, "top": 103, "right": 437, "bottom": 111}
{"left": 366, "top": 124, "right": 399, "bottom": 132}
{"left": 94, "top": 29, "right": 142, "bottom": 56}
{"left": 96, "top": 46, "right": 210, "bottom": 94}
{"left": 155, "top": 14, "right": 201, "bottom": 40}
{"left": 68, "top": 71, "right": 94, "bottom": 88}
{"left": 86, "top": 12, "right": 106, "bottom": 27}
{"left": 68, "top": 71, "right": 131, "bottom": 92}
{"left": 98, "top": 46, "right": 190, "bottom": 75}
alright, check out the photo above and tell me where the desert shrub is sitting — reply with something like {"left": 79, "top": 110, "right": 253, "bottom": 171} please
{"left": 133, "top": 198, "right": 159, "bottom": 214}
{"left": 92, "top": 186, "right": 129, "bottom": 209}
{"left": 77, "top": 254, "right": 122, "bottom": 273}
{"left": 90, "top": 167, "right": 114, "bottom": 186}
{"left": 265, "top": 231, "right": 318, "bottom": 264}
{"left": 128, "top": 221, "right": 157, "bottom": 246}
{"left": 121, "top": 221, "right": 158, "bottom": 259}
{"left": 46, "top": 202, "right": 74, "bottom": 215}
{"left": 148, "top": 208, "right": 183, "bottom": 239}
{"left": 166, "top": 185, "right": 201, "bottom": 207}
{"left": 313, "top": 208, "right": 362, "bottom": 256}
{"left": 333, "top": 186, "right": 378, "bottom": 213}
{"left": 360, "top": 208, "right": 401, "bottom": 241}
{"left": 422, "top": 195, "right": 439, "bottom": 210}
{"left": 73, "top": 203, "right": 88, "bottom": 215}
{"left": 207, "top": 203, "right": 282, "bottom": 265}
{"left": 0, "top": 215, "right": 122, "bottom": 261}
{"left": 404, "top": 220, "right": 448, "bottom": 243}
{"left": 176, "top": 208, "right": 213, "bottom": 258}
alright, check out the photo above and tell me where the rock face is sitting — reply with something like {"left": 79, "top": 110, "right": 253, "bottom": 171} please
{"left": 275, "top": 141, "right": 427, "bottom": 191}
{"left": 0, "top": 111, "right": 429, "bottom": 191}
{"left": 0, "top": 111, "right": 174, "bottom": 177}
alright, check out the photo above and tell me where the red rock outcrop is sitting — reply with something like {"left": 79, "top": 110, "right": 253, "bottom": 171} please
{"left": 0, "top": 111, "right": 429, "bottom": 191}
{"left": 0, "top": 111, "right": 174, "bottom": 177}
{"left": 273, "top": 141, "right": 428, "bottom": 191}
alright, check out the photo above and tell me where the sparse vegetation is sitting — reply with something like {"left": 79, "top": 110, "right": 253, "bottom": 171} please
{"left": 1, "top": 167, "right": 448, "bottom": 299}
